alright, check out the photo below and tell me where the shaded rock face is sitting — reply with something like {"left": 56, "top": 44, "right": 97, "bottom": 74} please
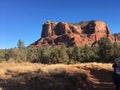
{"left": 113, "top": 33, "right": 120, "bottom": 41}
{"left": 34, "top": 20, "right": 119, "bottom": 47}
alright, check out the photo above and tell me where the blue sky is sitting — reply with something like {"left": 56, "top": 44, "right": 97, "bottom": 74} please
{"left": 0, "top": 0, "right": 120, "bottom": 49}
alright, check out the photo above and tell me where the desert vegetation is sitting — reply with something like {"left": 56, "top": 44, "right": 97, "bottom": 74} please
{"left": 0, "top": 62, "right": 114, "bottom": 90}
{"left": 0, "top": 37, "right": 120, "bottom": 64}
{"left": 0, "top": 37, "right": 119, "bottom": 90}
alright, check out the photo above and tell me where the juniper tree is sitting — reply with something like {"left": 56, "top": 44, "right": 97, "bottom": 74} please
{"left": 17, "top": 39, "right": 25, "bottom": 49}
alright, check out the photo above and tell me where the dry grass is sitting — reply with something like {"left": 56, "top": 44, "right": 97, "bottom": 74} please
{"left": 0, "top": 62, "right": 113, "bottom": 79}
{"left": 70, "top": 62, "right": 113, "bottom": 70}
{"left": 0, "top": 62, "right": 114, "bottom": 90}
{"left": 0, "top": 62, "right": 44, "bottom": 79}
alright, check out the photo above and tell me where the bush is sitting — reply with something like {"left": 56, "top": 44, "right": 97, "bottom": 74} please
{"left": 49, "top": 47, "right": 68, "bottom": 64}
{"left": 0, "top": 37, "right": 120, "bottom": 64}
{"left": 98, "top": 37, "right": 114, "bottom": 62}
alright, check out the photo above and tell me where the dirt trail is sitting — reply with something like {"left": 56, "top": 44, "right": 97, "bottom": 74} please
{"left": 76, "top": 63, "right": 115, "bottom": 90}
{"left": 89, "top": 68, "right": 114, "bottom": 90}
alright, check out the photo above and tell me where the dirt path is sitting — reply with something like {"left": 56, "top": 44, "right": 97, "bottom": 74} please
{"left": 78, "top": 64, "right": 115, "bottom": 90}
{"left": 89, "top": 69, "right": 115, "bottom": 90}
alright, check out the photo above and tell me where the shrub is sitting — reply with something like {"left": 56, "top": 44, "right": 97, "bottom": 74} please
{"left": 98, "top": 37, "right": 114, "bottom": 62}
{"left": 0, "top": 37, "right": 120, "bottom": 64}
{"left": 49, "top": 47, "right": 69, "bottom": 64}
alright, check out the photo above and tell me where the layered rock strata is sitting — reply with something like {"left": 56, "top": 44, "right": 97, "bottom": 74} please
{"left": 33, "top": 20, "right": 120, "bottom": 47}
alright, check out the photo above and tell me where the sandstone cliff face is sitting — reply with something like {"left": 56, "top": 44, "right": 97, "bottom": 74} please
{"left": 33, "top": 20, "right": 119, "bottom": 47}
{"left": 113, "top": 33, "right": 120, "bottom": 41}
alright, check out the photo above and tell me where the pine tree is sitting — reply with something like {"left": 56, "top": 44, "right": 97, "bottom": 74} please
{"left": 17, "top": 39, "right": 25, "bottom": 49}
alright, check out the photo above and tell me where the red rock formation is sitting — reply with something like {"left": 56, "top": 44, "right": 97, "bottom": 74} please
{"left": 33, "top": 20, "right": 119, "bottom": 48}
{"left": 113, "top": 33, "right": 120, "bottom": 41}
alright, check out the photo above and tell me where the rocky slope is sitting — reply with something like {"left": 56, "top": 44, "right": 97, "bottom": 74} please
{"left": 33, "top": 20, "right": 120, "bottom": 48}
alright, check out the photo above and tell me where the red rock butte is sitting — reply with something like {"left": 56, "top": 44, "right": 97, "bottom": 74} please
{"left": 33, "top": 20, "right": 120, "bottom": 48}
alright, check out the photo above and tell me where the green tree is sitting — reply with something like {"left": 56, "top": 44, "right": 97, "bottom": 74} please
{"left": 17, "top": 39, "right": 25, "bottom": 49}
{"left": 0, "top": 50, "right": 5, "bottom": 62}
{"left": 39, "top": 47, "right": 51, "bottom": 64}
{"left": 112, "top": 42, "right": 120, "bottom": 59}
{"left": 80, "top": 45, "right": 95, "bottom": 62}
{"left": 70, "top": 45, "right": 81, "bottom": 63}
{"left": 98, "top": 37, "right": 114, "bottom": 62}
{"left": 49, "top": 47, "right": 68, "bottom": 64}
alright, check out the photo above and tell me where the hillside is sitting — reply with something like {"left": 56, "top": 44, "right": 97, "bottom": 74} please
{"left": 33, "top": 20, "right": 120, "bottom": 48}
{"left": 0, "top": 62, "right": 115, "bottom": 90}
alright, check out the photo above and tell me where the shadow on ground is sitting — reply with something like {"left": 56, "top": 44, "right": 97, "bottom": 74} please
{"left": 0, "top": 69, "right": 91, "bottom": 90}
{"left": 88, "top": 68, "right": 115, "bottom": 90}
